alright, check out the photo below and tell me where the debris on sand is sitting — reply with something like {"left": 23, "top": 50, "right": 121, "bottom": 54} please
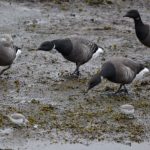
{"left": 7, "top": 113, "right": 29, "bottom": 126}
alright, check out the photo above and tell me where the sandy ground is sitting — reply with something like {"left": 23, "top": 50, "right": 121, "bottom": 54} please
{"left": 0, "top": 0, "right": 150, "bottom": 149}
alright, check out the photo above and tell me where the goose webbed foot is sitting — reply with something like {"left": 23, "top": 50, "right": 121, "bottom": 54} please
{"left": 70, "top": 66, "right": 81, "bottom": 77}
{"left": 0, "top": 65, "right": 11, "bottom": 75}
{"left": 122, "top": 85, "right": 129, "bottom": 94}
{"left": 70, "top": 71, "right": 81, "bottom": 78}
{"left": 115, "top": 84, "right": 129, "bottom": 95}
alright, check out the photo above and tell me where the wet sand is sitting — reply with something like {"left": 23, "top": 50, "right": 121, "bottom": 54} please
{"left": 0, "top": 0, "right": 150, "bottom": 149}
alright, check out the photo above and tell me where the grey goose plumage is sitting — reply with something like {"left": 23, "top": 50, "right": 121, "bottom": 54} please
{"left": 0, "top": 34, "right": 21, "bottom": 75}
{"left": 88, "top": 57, "right": 145, "bottom": 94}
{"left": 124, "top": 10, "right": 150, "bottom": 47}
{"left": 38, "top": 37, "right": 104, "bottom": 76}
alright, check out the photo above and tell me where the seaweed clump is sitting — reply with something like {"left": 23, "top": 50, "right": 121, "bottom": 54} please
{"left": 85, "top": 0, "right": 113, "bottom": 5}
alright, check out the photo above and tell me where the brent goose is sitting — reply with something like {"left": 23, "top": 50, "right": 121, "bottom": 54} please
{"left": 38, "top": 37, "right": 104, "bottom": 76}
{"left": 0, "top": 34, "right": 21, "bottom": 75}
{"left": 88, "top": 57, "right": 148, "bottom": 94}
{"left": 124, "top": 10, "right": 150, "bottom": 47}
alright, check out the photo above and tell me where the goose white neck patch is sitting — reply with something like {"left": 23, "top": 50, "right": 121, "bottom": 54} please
{"left": 92, "top": 47, "right": 104, "bottom": 59}
{"left": 135, "top": 67, "right": 149, "bottom": 80}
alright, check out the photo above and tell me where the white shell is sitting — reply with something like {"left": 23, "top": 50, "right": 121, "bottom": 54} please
{"left": 120, "top": 104, "right": 134, "bottom": 115}
{"left": 135, "top": 67, "right": 149, "bottom": 80}
{"left": 7, "top": 113, "right": 29, "bottom": 126}
{"left": 92, "top": 47, "right": 104, "bottom": 59}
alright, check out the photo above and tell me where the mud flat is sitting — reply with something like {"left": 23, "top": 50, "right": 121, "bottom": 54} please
{"left": 0, "top": 0, "right": 150, "bottom": 149}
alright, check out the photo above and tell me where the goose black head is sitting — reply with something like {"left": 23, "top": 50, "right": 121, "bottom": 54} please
{"left": 88, "top": 72, "right": 102, "bottom": 91}
{"left": 38, "top": 41, "right": 54, "bottom": 51}
{"left": 124, "top": 10, "right": 141, "bottom": 20}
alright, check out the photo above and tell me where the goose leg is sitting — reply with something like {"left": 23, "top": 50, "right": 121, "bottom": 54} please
{"left": 123, "top": 85, "right": 129, "bottom": 94}
{"left": 71, "top": 63, "right": 80, "bottom": 76}
{"left": 0, "top": 65, "right": 11, "bottom": 75}
{"left": 115, "top": 84, "right": 123, "bottom": 94}
{"left": 115, "top": 84, "right": 129, "bottom": 94}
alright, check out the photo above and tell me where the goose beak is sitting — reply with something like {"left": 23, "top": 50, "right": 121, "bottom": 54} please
{"left": 82, "top": 88, "right": 89, "bottom": 95}
{"left": 37, "top": 47, "right": 41, "bottom": 51}
{"left": 86, "top": 88, "right": 89, "bottom": 93}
